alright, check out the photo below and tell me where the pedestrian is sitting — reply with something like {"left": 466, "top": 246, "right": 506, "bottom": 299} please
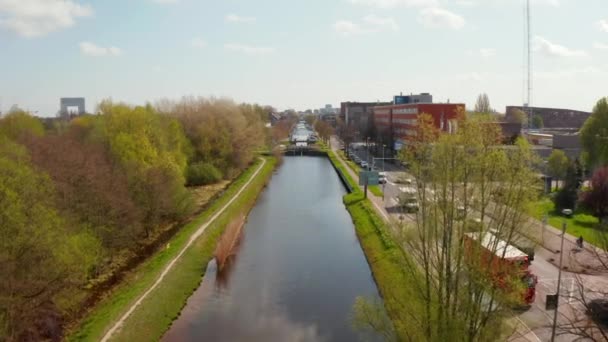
{"left": 577, "top": 236, "right": 584, "bottom": 249}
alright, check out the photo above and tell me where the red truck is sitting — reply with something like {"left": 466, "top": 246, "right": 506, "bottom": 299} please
{"left": 465, "top": 232, "right": 538, "bottom": 306}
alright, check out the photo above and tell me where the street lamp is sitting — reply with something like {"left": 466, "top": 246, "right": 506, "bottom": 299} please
{"left": 366, "top": 137, "right": 371, "bottom": 171}
{"left": 550, "top": 208, "right": 571, "bottom": 342}
{"left": 382, "top": 144, "right": 386, "bottom": 172}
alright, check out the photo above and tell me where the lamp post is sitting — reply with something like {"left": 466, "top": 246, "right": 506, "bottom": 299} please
{"left": 382, "top": 144, "right": 386, "bottom": 172}
{"left": 550, "top": 208, "right": 571, "bottom": 342}
{"left": 366, "top": 137, "right": 370, "bottom": 171}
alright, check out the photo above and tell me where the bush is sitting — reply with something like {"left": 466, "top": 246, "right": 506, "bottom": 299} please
{"left": 187, "top": 162, "right": 223, "bottom": 186}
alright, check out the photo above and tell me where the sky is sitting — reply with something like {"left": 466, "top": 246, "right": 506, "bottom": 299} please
{"left": 0, "top": 0, "right": 607, "bottom": 116}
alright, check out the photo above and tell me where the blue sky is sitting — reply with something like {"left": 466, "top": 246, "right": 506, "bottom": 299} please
{"left": 0, "top": 0, "right": 607, "bottom": 116}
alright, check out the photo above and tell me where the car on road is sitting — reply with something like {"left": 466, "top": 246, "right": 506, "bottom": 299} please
{"left": 360, "top": 161, "right": 368, "bottom": 169}
{"left": 378, "top": 172, "right": 387, "bottom": 184}
{"left": 398, "top": 186, "right": 419, "bottom": 212}
{"left": 397, "top": 177, "right": 414, "bottom": 185}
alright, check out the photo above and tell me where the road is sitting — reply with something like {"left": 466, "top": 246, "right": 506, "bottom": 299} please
{"left": 336, "top": 138, "right": 608, "bottom": 341}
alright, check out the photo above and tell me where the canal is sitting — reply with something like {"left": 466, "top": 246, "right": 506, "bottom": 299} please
{"left": 163, "top": 157, "right": 380, "bottom": 341}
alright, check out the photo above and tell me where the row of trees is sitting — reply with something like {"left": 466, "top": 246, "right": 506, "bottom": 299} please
{"left": 355, "top": 112, "right": 541, "bottom": 341}
{"left": 0, "top": 98, "right": 270, "bottom": 341}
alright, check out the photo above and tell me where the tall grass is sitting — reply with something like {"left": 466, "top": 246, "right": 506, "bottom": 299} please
{"left": 214, "top": 214, "right": 245, "bottom": 272}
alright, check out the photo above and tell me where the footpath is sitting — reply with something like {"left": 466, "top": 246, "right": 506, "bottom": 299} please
{"left": 525, "top": 215, "right": 607, "bottom": 275}
{"left": 329, "top": 137, "right": 394, "bottom": 223}
{"left": 99, "top": 158, "right": 267, "bottom": 342}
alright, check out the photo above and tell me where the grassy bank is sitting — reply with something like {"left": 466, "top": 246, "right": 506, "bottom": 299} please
{"left": 326, "top": 149, "right": 422, "bottom": 340}
{"left": 336, "top": 150, "right": 384, "bottom": 198}
{"left": 68, "top": 157, "right": 276, "bottom": 341}
{"left": 527, "top": 197, "right": 601, "bottom": 247}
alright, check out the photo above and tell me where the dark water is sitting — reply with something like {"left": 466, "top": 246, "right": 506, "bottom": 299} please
{"left": 163, "top": 157, "right": 380, "bottom": 342}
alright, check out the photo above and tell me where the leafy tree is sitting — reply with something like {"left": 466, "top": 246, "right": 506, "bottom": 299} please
{"left": 531, "top": 115, "right": 544, "bottom": 129}
{"left": 375, "top": 115, "right": 540, "bottom": 341}
{"left": 187, "top": 162, "right": 223, "bottom": 186}
{"left": 474, "top": 93, "right": 492, "bottom": 114}
{"left": 581, "top": 97, "right": 608, "bottom": 169}
{"left": 581, "top": 166, "right": 608, "bottom": 222}
{"left": 547, "top": 149, "right": 569, "bottom": 190}
{"left": 0, "top": 137, "right": 100, "bottom": 341}
{"left": 553, "top": 161, "right": 580, "bottom": 211}
{"left": 511, "top": 109, "right": 528, "bottom": 126}
{"left": 0, "top": 110, "right": 44, "bottom": 141}
{"left": 24, "top": 127, "right": 142, "bottom": 250}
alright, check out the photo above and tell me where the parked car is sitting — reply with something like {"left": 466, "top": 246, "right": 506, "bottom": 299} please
{"left": 378, "top": 172, "right": 387, "bottom": 183}
{"left": 361, "top": 161, "right": 369, "bottom": 169}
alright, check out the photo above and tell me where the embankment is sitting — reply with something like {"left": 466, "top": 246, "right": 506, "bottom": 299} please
{"left": 68, "top": 157, "right": 277, "bottom": 342}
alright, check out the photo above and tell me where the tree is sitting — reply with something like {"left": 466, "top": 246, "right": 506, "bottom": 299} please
{"left": 0, "top": 137, "right": 100, "bottom": 341}
{"left": 581, "top": 166, "right": 608, "bottom": 222}
{"left": 581, "top": 97, "right": 608, "bottom": 169}
{"left": 553, "top": 160, "right": 580, "bottom": 211}
{"left": 0, "top": 111, "right": 44, "bottom": 141}
{"left": 531, "top": 115, "right": 543, "bottom": 129}
{"left": 547, "top": 149, "right": 569, "bottom": 190}
{"left": 372, "top": 115, "right": 540, "bottom": 341}
{"left": 474, "top": 93, "right": 492, "bottom": 114}
{"left": 511, "top": 109, "right": 528, "bottom": 126}
{"left": 314, "top": 120, "right": 334, "bottom": 145}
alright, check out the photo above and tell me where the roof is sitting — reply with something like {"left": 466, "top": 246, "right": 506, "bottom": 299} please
{"left": 465, "top": 232, "right": 528, "bottom": 260}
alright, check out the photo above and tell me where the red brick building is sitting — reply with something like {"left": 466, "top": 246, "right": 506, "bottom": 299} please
{"left": 373, "top": 103, "right": 465, "bottom": 150}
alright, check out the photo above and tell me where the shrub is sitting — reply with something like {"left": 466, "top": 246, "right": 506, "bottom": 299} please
{"left": 187, "top": 162, "right": 223, "bottom": 186}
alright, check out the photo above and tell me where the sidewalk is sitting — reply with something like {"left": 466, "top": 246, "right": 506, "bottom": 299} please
{"left": 526, "top": 216, "right": 608, "bottom": 275}
{"left": 329, "top": 137, "right": 398, "bottom": 224}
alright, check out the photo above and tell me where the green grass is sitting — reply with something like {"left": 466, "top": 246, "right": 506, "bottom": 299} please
{"left": 369, "top": 185, "right": 383, "bottom": 197}
{"left": 335, "top": 150, "right": 384, "bottom": 198}
{"left": 67, "top": 157, "right": 277, "bottom": 342}
{"left": 527, "top": 197, "right": 602, "bottom": 247}
{"left": 327, "top": 149, "right": 423, "bottom": 340}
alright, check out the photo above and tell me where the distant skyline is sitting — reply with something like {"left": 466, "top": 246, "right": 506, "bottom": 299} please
{"left": 1, "top": 0, "right": 607, "bottom": 116}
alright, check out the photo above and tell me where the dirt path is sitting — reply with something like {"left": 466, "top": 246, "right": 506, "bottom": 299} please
{"left": 100, "top": 158, "right": 267, "bottom": 342}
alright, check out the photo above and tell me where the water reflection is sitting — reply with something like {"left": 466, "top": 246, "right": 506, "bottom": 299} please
{"left": 163, "top": 157, "right": 380, "bottom": 341}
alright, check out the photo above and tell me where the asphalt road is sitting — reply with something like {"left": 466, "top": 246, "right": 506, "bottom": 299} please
{"left": 342, "top": 140, "right": 608, "bottom": 341}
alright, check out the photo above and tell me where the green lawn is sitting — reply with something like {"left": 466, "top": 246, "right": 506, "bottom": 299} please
{"left": 327, "top": 149, "right": 424, "bottom": 340}
{"left": 67, "top": 157, "right": 276, "bottom": 342}
{"left": 337, "top": 151, "right": 384, "bottom": 198}
{"left": 527, "top": 197, "right": 602, "bottom": 247}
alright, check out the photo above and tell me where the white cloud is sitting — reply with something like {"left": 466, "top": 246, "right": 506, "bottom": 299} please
{"left": 348, "top": 0, "right": 437, "bottom": 8}
{"left": 454, "top": 0, "right": 559, "bottom": 6}
{"left": 479, "top": 48, "right": 496, "bottom": 58}
{"left": 334, "top": 20, "right": 365, "bottom": 36}
{"left": 418, "top": 7, "right": 465, "bottom": 30}
{"left": 363, "top": 14, "right": 399, "bottom": 31}
{"left": 224, "top": 43, "right": 274, "bottom": 55}
{"left": 455, "top": 0, "right": 475, "bottom": 6}
{"left": 593, "top": 42, "right": 608, "bottom": 50}
{"left": 225, "top": 14, "right": 256, "bottom": 23}
{"left": 533, "top": 36, "right": 587, "bottom": 57}
{"left": 334, "top": 15, "right": 398, "bottom": 36}
{"left": 190, "top": 37, "right": 207, "bottom": 48}
{"left": 79, "top": 41, "right": 122, "bottom": 57}
{"left": 597, "top": 19, "right": 608, "bottom": 33}
{"left": 0, "top": 0, "right": 92, "bottom": 38}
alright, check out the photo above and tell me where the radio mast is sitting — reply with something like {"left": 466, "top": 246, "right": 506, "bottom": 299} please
{"left": 525, "top": 0, "right": 532, "bottom": 130}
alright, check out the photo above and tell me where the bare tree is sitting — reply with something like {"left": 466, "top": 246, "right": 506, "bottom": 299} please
{"left": 474, "top": 93, "right": 493, "bottom": 114}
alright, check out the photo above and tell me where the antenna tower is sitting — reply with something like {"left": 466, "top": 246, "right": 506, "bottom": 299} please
{"left": 525, "top": 0, "right": 532, "bottom": 130}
